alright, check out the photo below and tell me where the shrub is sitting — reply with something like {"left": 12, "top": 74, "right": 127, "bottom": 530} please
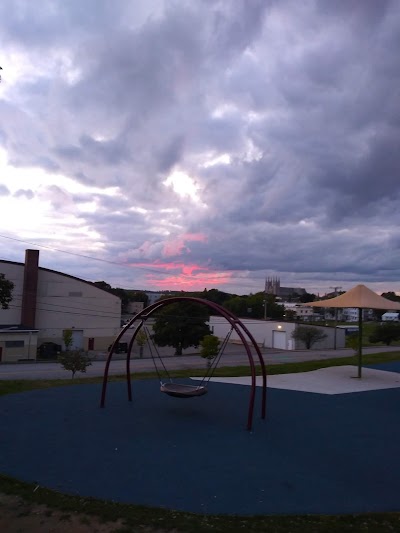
{"left": 200, "top": 334, "right": 220, "bottom": 368}
{"left": 291, "top": 326, "right": 328, "bottom": 349}
{"left": 58, "top": 350, "right": 92, "bottom": 378}
{"left": 369, "top": 323, "right": 400, "bottom": 346}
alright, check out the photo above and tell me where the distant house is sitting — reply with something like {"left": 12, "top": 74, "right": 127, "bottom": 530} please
{"left": 342, "top": 308, "right": 360, "bottom": 322}
{"left": 145, "top": 291, "right": 164, "bottom": 305}
{"left": 282, "top": 302, "right": 314, "bottom": 320}
{"left": 382, "top": 312, "right": 400, "bottom": 322}
{"left": 337, "top": 308, "right": 371, "bottom": 322}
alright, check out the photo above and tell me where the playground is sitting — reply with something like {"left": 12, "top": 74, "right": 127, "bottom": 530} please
{"left": 1, "top": 361, "right": 400, "bottom": 516}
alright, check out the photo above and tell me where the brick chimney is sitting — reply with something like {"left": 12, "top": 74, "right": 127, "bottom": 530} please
{"left": 21, "top": 249, "right": 39, "bottom": 328}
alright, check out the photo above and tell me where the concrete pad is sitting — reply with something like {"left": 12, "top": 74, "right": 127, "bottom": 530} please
{"left": 192, "top": 365, "right": 400, "bottom": 395}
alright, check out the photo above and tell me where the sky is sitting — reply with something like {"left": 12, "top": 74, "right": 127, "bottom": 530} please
{"left": 0, "top": 0, "right": 400, "bottom": 297}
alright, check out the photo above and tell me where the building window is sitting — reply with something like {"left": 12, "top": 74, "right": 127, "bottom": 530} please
{"left": 5, "top": 340, "right": 25, "bottom": 348}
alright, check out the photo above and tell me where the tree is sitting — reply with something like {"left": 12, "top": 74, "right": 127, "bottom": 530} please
{"left": 369, "top": 323, "right": 400, "bottom": 346}
{"left": 381, "top": 291, "right": 400, "bottom": 303}
{"left": 136, "top": 329, "right": 147, "bottom": 358}
{"left": 127, "top": 290, "right": 149, "bottom": 307}
{"left": 346, "top": 333, "right": 359, "bottom": 353}
{"left": 62, "top": 329, "right": 73, "bottom": 351}
{"left": 291, "top": 326, "right": 328, "bottom": 349}
{"left": 224, "top": 292, "right": 285, "bottom": 319}
{"left": 200, "top": 334, "right": 220, "bottom": 368}
{"left": 284, "top": 309, "right": 297, "bottom": 321}
{"left": 371, "top": 309, "right": 385, "bottom": 322}
{"left": 246, "top": 292, "right": 267, "bottom": 318}
{"left": 299, "top": 292, "right": 316, "bottom": 303}
{"left": 0, "top": 273, "right": 14, "bottom": 309}
{"left": 58, "top": 350, "right": 92, "bottom": 378}
{"left": 224, "top": 296, "right": 248, "bottom": 317}
{"left": 152, "top": 300, "right": 210, "bottom": 355}
{"left": 200, "top": 288, "right": 232, "bottom": 306}
{"left": 93, "top": 280, "right": 112, "bottom": 291}
{"left": 262, "top": 294, "right": 285, "bottom": 320}
{"left": 93, "top": 281, "right": 135, "bottom": 313}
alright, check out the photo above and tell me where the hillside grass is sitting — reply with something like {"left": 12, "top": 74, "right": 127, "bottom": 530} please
{"left": 2, "top": 349, "right": 400, "bottom": 398}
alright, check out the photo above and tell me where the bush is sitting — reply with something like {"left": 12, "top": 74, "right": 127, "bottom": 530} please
{"left": 58, "top": 350, "right": 92, "bottom": 378}
{"left": 369, "top": 323, "right": 400, "bottom": 346}
{"left": 200, "top": 334, "right": 220, "bottom": 368}
{"left": 346, "top": 334, "right": 359, "bottom": 353}
{"left": 291, "top": 326, "right": 328, "bottom": 349}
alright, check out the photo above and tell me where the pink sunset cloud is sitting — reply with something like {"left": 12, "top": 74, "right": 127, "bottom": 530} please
{"left": 162, "top": 233, "right": 207, "bottom": 258}
{"left": 132, "top": 260, "right": 232, "bottom": 291}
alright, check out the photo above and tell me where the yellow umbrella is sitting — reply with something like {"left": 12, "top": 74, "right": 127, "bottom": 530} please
{"left": 305, "top": 285, "right": 400, "bottom": 377}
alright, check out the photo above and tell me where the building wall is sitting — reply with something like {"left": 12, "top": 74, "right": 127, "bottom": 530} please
{"left": 210, "top": 317, "right": 297, "bottom": 350}
{"left": 209, "top": 317, "right": 345, "bottom": 350}
{"left": 35, "top": 269, "right": 121, "bottom": 350}
{"left": 0, "top": 256, "right": 121, "bottom": 355}
{"left": 0, "top": 331, "right": 38, "bottom": 363}
{"left": 127, "top": 301, "right": 144, "bottom": 315}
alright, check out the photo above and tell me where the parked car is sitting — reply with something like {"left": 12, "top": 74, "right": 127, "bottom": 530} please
{"left": 37, "top": 342, "right": 62, "bottom": 359}
{"left": 107, "top": 342, "right": 128, "bottom": 354}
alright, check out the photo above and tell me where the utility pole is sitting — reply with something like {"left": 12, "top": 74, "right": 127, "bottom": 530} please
{"left": 264, "top": 277, "right": 273, "bottom": 320}
{"left": 329, "top": 286, "right": 342, "bottom": 349}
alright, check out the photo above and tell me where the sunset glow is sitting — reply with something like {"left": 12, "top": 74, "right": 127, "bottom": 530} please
{"left": 131, "top": 261, "right": 232, "bottom": 291}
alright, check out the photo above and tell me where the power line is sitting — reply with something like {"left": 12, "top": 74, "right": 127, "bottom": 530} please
{"left": 0, "top": 233, "right": 190, "bottom": 278}
{"left": 7, "top": 303, "right": 121, "bottom": 320}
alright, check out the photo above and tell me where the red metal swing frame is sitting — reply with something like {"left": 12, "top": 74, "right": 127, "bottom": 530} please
{"left": 100, "top": 297, "right": 267, "bottom": 431}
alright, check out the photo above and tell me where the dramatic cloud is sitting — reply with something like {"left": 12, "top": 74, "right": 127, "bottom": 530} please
{"left": 0, "top": 0, "right": 399, "bottom": 295}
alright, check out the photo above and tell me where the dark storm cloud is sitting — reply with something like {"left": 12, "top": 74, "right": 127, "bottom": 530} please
{"left": 1, "top": 0, "right": 400, "bottom": 292}
{"left": 14, "top": 189, "right": 34, "bottom": 199}
{"left": 157, "top": 136, "right": 185, "bottom": 173}
{"left": 55, "top": 135, "right": 131, "bottom": 166}
{"left": 0, "top": 0, "right": 122, "bottom": 47}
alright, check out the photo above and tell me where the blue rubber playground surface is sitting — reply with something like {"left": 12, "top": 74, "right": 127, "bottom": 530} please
{"left": 1, "top": 362, "right": 400, "bottom": 516}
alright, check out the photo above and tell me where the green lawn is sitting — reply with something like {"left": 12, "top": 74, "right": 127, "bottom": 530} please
{"left": 1, "top": 351, "right": 400, "bottom": 532}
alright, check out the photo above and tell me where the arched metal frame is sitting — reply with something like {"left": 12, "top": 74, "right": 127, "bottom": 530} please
{"left": 100, "top": 297, "right": 267, "bottom": 431}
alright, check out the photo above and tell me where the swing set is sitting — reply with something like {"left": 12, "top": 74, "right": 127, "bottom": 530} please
{"left": 143, "top": 323, "right": 233, "bottom": 398}
{"left": 100, "top": 297, "right": 267, "bottom": 430}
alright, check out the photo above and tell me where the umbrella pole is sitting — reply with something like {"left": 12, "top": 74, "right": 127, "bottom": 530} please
{"left": 357, "top": 308, "right": 362, "bottom": 378}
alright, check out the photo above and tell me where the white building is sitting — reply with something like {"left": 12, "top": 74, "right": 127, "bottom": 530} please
{"left": 382, "top": 312, "right": 400, "bottom": 322}
{"left": 282, "top": 302, "right": 315, "bottom": 320}
{"left": 341, "top": 308, "right": 359, "bottom": 322}
{"left": 145, "top": 291, "right": 164, "bottom": 305}
{"left": 0, "top": 250, "right": 121, "bottom": 362}
{"left": 209, "top": 317, "right": 345, "bottom": 351}
{"left": 341, "top": 308, "right": 372, "bottom": 322}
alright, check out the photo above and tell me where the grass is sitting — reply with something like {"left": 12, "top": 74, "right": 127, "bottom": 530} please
{"left": 1, "top": 350, "right": 400, "bottom": 532}
{"left": 2, "top": 350, "right": 400, "bottom": 398}
{"left": 0, "top": 475, "right": 400, "bottom": 533}
{"left": 1, "top": 473, "right": 400, "bottom": 532}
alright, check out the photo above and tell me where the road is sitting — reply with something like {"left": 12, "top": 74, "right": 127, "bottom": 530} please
{"left": 0, "top": 345, "right": 399, "bottom": 380}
